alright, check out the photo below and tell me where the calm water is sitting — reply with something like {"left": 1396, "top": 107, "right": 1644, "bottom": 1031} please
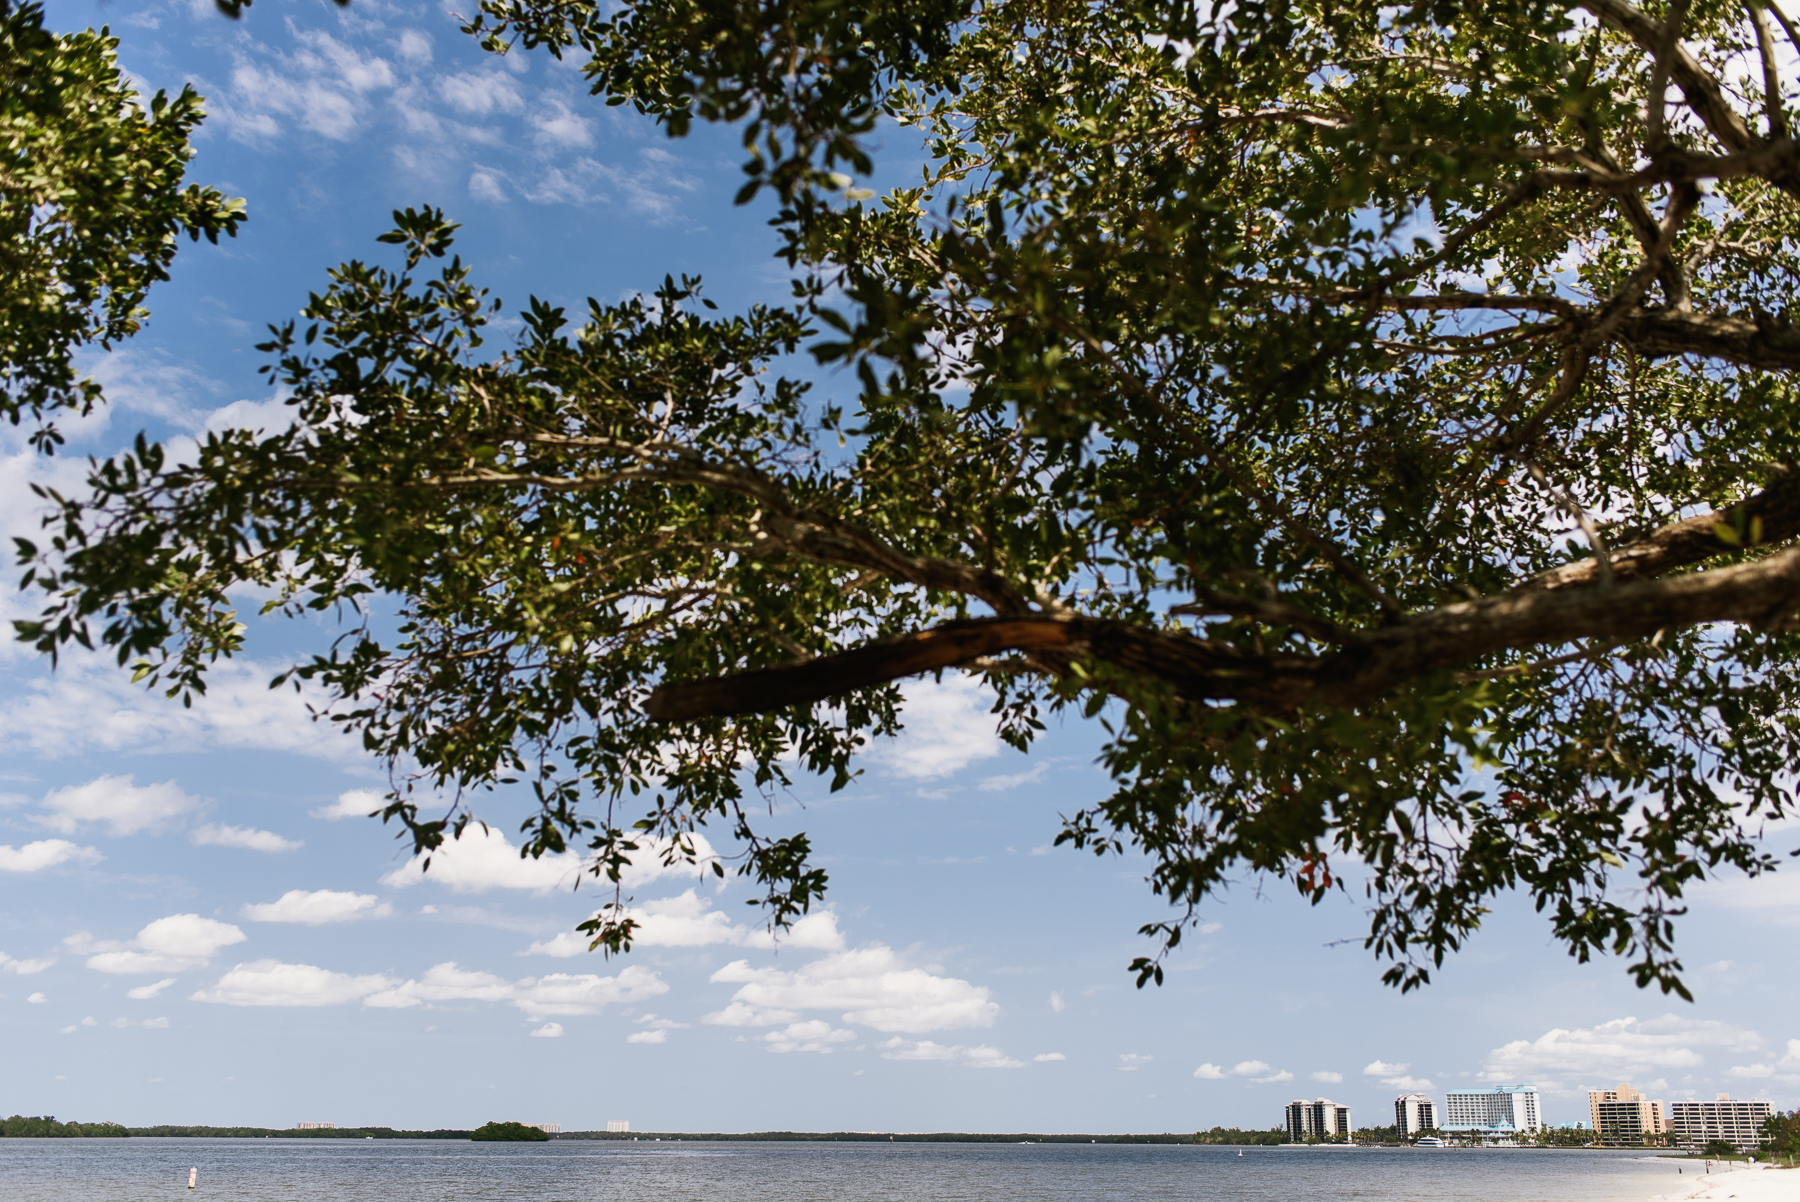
{"left": 0, "top": 1139, "right": 1700, "bottom": 1202}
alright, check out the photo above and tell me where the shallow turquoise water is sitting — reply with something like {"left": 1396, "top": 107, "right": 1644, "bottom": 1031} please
{"left": 0, "top": 1139, "right": 1695, "bottom": 1202}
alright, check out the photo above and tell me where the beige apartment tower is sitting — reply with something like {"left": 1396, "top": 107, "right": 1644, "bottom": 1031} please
{"left": 1668, "top": 1095, "right": 1774, "bottom": 1152}
{"left": 1588, "top": 1083, "right": 1667, "bottom": 1145}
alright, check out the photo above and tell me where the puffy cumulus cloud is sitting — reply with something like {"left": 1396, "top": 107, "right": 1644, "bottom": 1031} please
{"left": 27, "top": 992, "right": 46, "bottom": 1003}
{"left": 241, "top": 890, "right": 392, "bottom": 925}
{"left": 191, "top": 959, "right": 395, "bottom": 1007}
{"left": 703, "top": 1000, "right": 801, "bottom": 1028}
{"left": 530, "top": 96, "right": 593, "bottom": 150}
{"left": 756, "top": 1020, "right": 856, "bottom": 1054}
{"left": 36, "top": 775, "right": 199, "bottom": 836}
{"left": 706, "top": 946, "right": 999, "bottom": 1034}
{"left": 1363, "top": 1060, "right": 1432, "bottom": 1089}
{"left": 1195, "top": 1059, "right": 1293, "bottom": 1084}
{"left": 125, "top": 978, "right": 176, "bottom": 1000}
{"left": 110, "top": 1016, "right": 168, "bottom": 1029}
{"left": 1311, "top": 1071, "right": 1344, "bottom": 1084}
{"left": 1782, "top": 1040, "right": 1800, "bottom": 1069}
{"left": 0, "top": 950, "right": 55, "bottom": 974}
{"left": 1035, "top": 1052, "right": 1066, "bottom": 1062}
{"left": 190, "top": 823, "right": 302, "bottom": 853}
{"left": 525, "top": 891, "right": 843, "bottom": 956}
{"left": 0, "top": 657, "right": 360, "bottom": 762}
{"left": 1481, "top": 1015, "right": 1764, "bottom": 1087}
{"left": 78, "top": 914, "right": 247, "bottom": 975}
{"left": 879, "top": 1037, "right": 1023, "bottom": 1069}
{"left": 627, "top": 1029, "right": 667, "bottom": 1045}
{"left": 364, "top": 962, "right": 515, "bottom": 1009}
{"left": 0, "top": 839, "right": 101, "bottom": 873}
{"left": 312, "top": 789, "right": 383, "bottom": 820}
{"left": 438, "top": 70, "right": 524, "bottom": 116}
{"left": 213, "top": 30, "right": 397, "bottom": 143}
{"left": 530, "top": 1022, "right": 563, "bottom": 1038}
{"left": 1118, "top": 1054, "right": 1153, "bottom": 1072}
{"left": 382, "top": 827, "right": 721, "bottom": 896}
{"left": 510, "top": 967, "right": 668, "bottom": 1018}
{"left": 864, "top": 676, "right": 1004, "bottom": 780}
{"left": 1726, "top": 1063, "right": 1774, "bottom": 1079}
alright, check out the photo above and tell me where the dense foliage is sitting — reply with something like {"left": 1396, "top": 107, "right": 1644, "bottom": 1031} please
{"left": 0, "top": 1115, "right": 128, "bottom": 1137}
{"left": 469, "top": 1121, "right": 552, "bottom": 1142}
{"left": 1188, "top": 1126, "right": 1289, "bottom": 1145}
{"left": 15, "top": 0, "right": 1800, "bottom": 993}
{"left": 0, "top": 0, "right": 243, "bottom": 450}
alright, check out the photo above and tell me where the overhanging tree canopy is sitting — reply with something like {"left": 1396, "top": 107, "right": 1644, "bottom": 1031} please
{"left": 16, "top": 0, "right": 1800, "bottom": 995}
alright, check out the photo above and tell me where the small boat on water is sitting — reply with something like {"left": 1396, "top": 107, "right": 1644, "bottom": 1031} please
{"left": 1414, "top": 1137, "right": 1449, "bottom": 1148}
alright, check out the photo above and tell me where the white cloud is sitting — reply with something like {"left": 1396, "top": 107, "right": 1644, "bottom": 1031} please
{"left": 36, "top": 775, "right": 199, "bottom": 835}
{"left": 80, "top": 914, "right": 247, "bottom": 975}
{"left": 531, "top": 97, "right": 593, "bottom": 149}
{"left": 706, "top": 945, "right": 999, "bottom": 1034}
{"left": 1218, "top": 1059, "right": 1292, "bottom": 1083}
{"left": 529, "top": 1022, "right": 563, "bottom": 1038}
{"left": 1194, "top": 1063, "right": 1226, "bottom": 1079}
{"left": 215, "top": 31, "right": 396, "bottom": 143}
{"left": 1481, "top": 1015, "right": 1764, "bottom": 1087}
{"left": 627, "top": 1028, "right": 668, "bottom": 1045}
{"left": 0, "top": 951, "right": 55, "bottom": 974}
{"left": 126, "top": 979, "right": 176, "bottom": 1000}
{"left": 191, "top": 959, "right": 395, "bottom": 1007}
{"left": 1695, "top": 872, "right": 1800, "bottom": 923}
{"left": 979, "top": 763, "right": 1047, "bottom": 792}
{"left": 0, "top": 656, "right": 360, "bottom": 762}
{"left": 381, "top": 826, "right": 721, "bottom": 896}
{"left": 759, "top": 1020, "right": 856, "bottom": 1054}
{"left": 312, "top": 790, "right": 383, "bottom": 821}
{"left": 1361, "top": 1059, "right": 1432, "bottom": 1089}
{"left": 1781, "top": 1039, "right": 1800, "bottom": 1070}
{"left": 0, "top": 839, "right": 101, "bottom": 873}
{"left": 27, "top": 992, "right": 46, "bottom": 1003}
{"left": 702, "top": 1000, "right": 801, "bottom": 1028}
{"left": 439, "top": 70, "right": 524, "bottom": 116}
{"left": 865, "top": 676, "right": 1004, "bottom": 779}
{"left": 363, "top": 962, "right": 514, "bottom": 1009}
{"left": 394, "top": 28, "right": 432, "bottom": 66}
{"left": 1034, "top": 1052, "right": 1066, "bottom": 1062}
{"left": 1726, "top": 1063, "right": 1774, "bottom": 1078}
{"left": 143, "top": 1016, "right": 169, "bottom": 1029}
{"left": 241, "top": 890, "right": 392, "bottom": 925}
{"left": 526, "top": 891, "right": 844, "bottom": 956}
{"left": 1311, "top": 1071, "right": 1344, "bottom": 1083}
{"left": 508, "top": 967, "right": 668, "bottom": 1018}
{"left": 1118, "top": 1053, "right": 1153, "bottom": 1071}
{"left": 879, "top": 1036, "right": 1023, "bottom": 1068}
{"left": 1049, "top": 991, "right": 1066, "bottom": 1012}
{"left": 469, "top": 170, "right": 508, "bottom": 204}
{"left": 111, "top": 1015, "right": 167, "bottom": 1029}
{"left": 191, "top": 823, "right": 303, "bottom": 853}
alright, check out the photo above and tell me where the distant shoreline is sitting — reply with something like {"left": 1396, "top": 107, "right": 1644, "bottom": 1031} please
{"left": 42, "top": 1128, "right": 1662, "bottom": 1146}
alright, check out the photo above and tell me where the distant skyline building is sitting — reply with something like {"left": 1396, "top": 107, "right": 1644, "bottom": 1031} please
{"left": 1394, "top": 1093, "right": 1437, "bottom": 1137}
{"left": 529, "top": 1124, "right": 561, "bottom": 1134}
{"left": 1588, "top": 1083, "right": 1667, "bottom": 1145}
{"left": 294, "top": 1122, "right": 334, "bottom": 1130}
{"left": 1668, "top": 1095, "right": 1774, "bottom": 1152}
{"left": 1285, "top": 1098, "right": 1352, "bottom": 1141}
{"left": 606, "top": 1120, "right": 630, "bottom": 1133}
{"left": 1442, "top": 1084, "right": 1542, "bottom": 1138}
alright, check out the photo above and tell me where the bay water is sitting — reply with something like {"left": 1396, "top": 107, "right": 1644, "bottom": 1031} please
{"left": 0, "top": 1139, "right": 1704, "bottom": 1201}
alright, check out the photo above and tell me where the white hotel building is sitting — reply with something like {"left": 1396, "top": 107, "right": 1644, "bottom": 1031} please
{"left": 1395, "top": 1093, "right": 1437, "bottom": 1137}
{"left": 1669, "top": 1095, "right": 1774, "bottom": 1152}
{"left": 1442, "top": 1085, "right": 1543, "bottom": 1139}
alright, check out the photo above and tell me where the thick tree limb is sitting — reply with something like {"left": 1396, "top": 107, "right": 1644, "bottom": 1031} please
{"left": 647, "top": 546, "right": 1800, "bottom": 721}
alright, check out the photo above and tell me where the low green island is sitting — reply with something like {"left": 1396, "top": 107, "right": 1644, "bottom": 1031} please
{"left": 469, "top": 1122, "right": 553, "bottom": 1143}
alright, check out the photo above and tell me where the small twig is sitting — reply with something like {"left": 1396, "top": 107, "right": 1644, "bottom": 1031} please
{"left": 1526, "top": 459, "right": 1615, "bottom": 587}
{"left": 1645, "top": 0, "right": 1693, "bottom": 151}
{"left": 1748, "top": 0, "right": 1789, "bottom": 139}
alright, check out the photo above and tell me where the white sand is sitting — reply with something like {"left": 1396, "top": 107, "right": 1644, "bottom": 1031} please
{"left": 1651, "top": 1164, "right": 1800, "bottom": 1202}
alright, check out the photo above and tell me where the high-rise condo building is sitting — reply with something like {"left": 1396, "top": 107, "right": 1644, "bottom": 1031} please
{"left": 1442, "top": 1084, "right": 1542, "bottom": 1137}
{"left": 1395, "top": 1093, "right": 1437, "bottom": 1137}
{"left": 1285, "top": 1098, "right": 1352, "bottom": 1141}
{"left": 1587, "top": 1083, "right": 1667, "bottom": 1145}
{"left": 1668, "top": 1095, "right": 1774, "bottom": 1152}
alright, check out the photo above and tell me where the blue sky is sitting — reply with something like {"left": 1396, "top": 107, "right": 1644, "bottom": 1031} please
{"left": 2, "top": 0, "right": 1797, "bottom": 1136}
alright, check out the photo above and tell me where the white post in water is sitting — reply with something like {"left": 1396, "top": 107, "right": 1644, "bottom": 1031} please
{"left": 188, "top": 1167, "right": 197, "bottom": 1191}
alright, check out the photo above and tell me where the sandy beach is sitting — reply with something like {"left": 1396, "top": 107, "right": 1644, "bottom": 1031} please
{"left": 1654, "top": 1165, "right": 1800, "bottom": 1202}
